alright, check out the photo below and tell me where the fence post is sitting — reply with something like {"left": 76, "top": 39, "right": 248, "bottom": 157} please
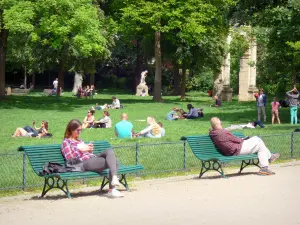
{"left": 135, "top": 142, "right": 139, "bottom": 165}
{"left": 22, "top": 152, "right": 27, "bottom": 191}
{"left": 183, "top": 140, "right": 187, "bottom": 170}
{"left": 291, "top": 132, "right": 294, "bottom": 158}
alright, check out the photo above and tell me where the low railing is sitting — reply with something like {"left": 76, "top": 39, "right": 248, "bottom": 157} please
{"left": 0, "top": 132, "right": 299, "bottom": 191}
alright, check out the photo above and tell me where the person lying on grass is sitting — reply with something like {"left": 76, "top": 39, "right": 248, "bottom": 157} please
{"left": 225, "top": 120, "right": 265, "bottom": 131}
{"left": 134, "top": 117, "right": 162, "bottom": 138}
{"left": 61, "top": 119, "right": 123, "bottom": 198}
{"left": 12, "top": 121, "right": 49, "bottom": 138}
{"left": 82, "top": 109, "right": 95, "bottom": 129}
{"left": 93, "top": 103, "right": 108, "bottom": 110}
{"left": 209, "top": 117, "right": 280, "bottom": 175}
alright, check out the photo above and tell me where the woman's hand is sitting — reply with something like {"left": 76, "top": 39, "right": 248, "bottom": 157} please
{"left": 87, "top": 143, "right": 94, "bottom": 153}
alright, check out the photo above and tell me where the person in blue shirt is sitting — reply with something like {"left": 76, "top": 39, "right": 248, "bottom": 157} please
{"left": 115, "top": 113, "right": 134, "bottom": 138}
{"left": 165, "top": 108, "right": 180, "bottom": 120}
{"left": 183, "top": 104, "right": 198, "bottom": 119}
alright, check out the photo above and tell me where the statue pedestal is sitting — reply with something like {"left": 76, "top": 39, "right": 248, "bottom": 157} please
{"left": 221, "top": 85, "right": 233, "bottom": 101}
{"left": 136, "top": 84, "right": 149, "bottom": 96}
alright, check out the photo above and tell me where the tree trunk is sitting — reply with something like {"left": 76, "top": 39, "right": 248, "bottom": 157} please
{"left": 72, "top": 72, "right": 83, "bottom": 94}
{"left": 24, "top": 66, "right": 27, "bottom": 89}
{"left": 31, "top": 73, "right": 35, "bottom": 89}
{"left": 180, "top": 68, "right": 186, "bottom": 100}
{"left": 153, "top": 30, "right": 162, "bottom": 102}
{"left": 57, "top": 59, "right": 64, "bottom": 96}
{"left": 173, "top": 62, "right": 180, "bottom": 95}
{"left": 0, "top": 13, "right": 8, "bottom": 98}
{"left": 90, "top": 73, "right": 95, "bottom": 86}
{"left": 134, "top": 39, "right": 143, "bottom": 92}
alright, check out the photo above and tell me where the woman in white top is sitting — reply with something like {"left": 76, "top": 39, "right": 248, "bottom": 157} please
{"left": 111, "top": 96, "right": 121, "bottom": 109}
{"left": 134, "top": 117, "right": 162, "bottom": 138}
{"left": 94, "top": 111, "right": 112, "bottom": 128}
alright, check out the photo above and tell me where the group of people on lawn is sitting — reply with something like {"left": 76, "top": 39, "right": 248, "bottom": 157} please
{"left": 76, "top": 85, "right": 95, "bottom": 98}
{"left": 82, "top": 109, "right": 165, "bottom": 139}
{"left": 254, "top": 86, "right": 300, "bottom": 125}
{"left": 12, "top": 87, "right": 294, "bottom": 198}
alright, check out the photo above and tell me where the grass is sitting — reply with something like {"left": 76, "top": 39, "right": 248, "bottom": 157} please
{"left": 1, "top": 89, "right": 299, "bottom": 195}
{"left": 0, "top": 89, "right": 298, "bottom": 153}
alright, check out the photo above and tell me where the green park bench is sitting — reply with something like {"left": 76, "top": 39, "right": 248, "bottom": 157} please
{"left": 18, "top": 141, "right": 144, "bottom": 198}
{"left": 181, "top": 132, "right": 260, "bottom": 178}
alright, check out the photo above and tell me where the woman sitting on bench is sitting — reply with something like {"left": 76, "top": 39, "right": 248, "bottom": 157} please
{"left": 61, "top": 119, "right": 123, "bottom": 198}
{"left": 12, "top": 121, "right": 49, "bottom": 138}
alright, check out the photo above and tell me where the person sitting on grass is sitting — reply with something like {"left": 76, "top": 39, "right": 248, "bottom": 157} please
{"left": 115, "top": 113, "right": 134, "bottom": 138}
{"left": 94, "top": 111, "right": 112, "bottom": 128}
{"left": 134, "top": 117, "right": 162, "bottom": 138}
{"left": 110, "top": 96, "right": 121, "bottom": 109}
{"left": 178, "top": 109, "right": 186, "bottom": 119}
{"left": 209, "top": 117, "right": 280, "bottom": 175}
{"left": 61, "top": 119, "right": 123, "bottom": 198}
{"left": 157, "top": 122, "right": 165, "bottom": 137}
{"left": 210, "top": 95, "right": 222, "bottom": 107}
{"left": 82, "top": 109, "right": 95, "bottom": 129}
{"left": 12, "top": 121, "right": 49, "bottom": 138}
{"left": 165, "top": 107, "right": 180, "bottom": 120}
{"left": 182, "top": 104, "right": 198, "bottom": 119}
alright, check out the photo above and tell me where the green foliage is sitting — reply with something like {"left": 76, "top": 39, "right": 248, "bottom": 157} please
{"left": 33, "top": 0, "right": 113, "bottom": 63}
{"left": 186, "top": 71, "right": 214, "bottom": 92}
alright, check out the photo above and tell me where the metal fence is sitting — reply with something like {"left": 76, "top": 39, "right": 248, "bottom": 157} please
{"left": 0, "top": 132, "right": 299, "bottom": 191}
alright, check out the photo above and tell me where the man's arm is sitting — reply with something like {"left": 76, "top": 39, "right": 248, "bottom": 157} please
{"left": 226, "top": 132, "right": 243, "bottom": 143}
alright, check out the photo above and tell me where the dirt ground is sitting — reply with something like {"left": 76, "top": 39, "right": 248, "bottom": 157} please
{"left": 0, "top": 162, "right": 300, "bottom": 225}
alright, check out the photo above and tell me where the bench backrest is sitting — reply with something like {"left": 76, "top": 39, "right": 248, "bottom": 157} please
{"left": 182, "top": 132, "right": 245, "bottom": 161}
{"left": 19, "top": 140, "right": 112, "bottom": 175}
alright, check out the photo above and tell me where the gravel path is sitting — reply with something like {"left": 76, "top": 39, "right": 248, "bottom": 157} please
{"left": 0, "top": 162, "right": 300, "bottom": 225}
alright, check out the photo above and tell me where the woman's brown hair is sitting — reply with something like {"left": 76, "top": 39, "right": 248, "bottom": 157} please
{"left": 64, "top": 119, "right": 82, "bottom": 138}
{"left": 43, "top": 121, "right": 49, "bottom": 131}
{"left": 103, "top": 111, "right": 110, "bottom": 116}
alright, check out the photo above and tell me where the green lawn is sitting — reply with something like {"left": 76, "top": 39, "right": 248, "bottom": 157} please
{"left": 0, "top": 89, "right": 298, "bottom": 153}
{"left": 1, "top": 90, "right": 299, "bottom": 192}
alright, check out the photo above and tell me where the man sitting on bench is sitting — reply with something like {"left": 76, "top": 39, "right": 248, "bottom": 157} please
{"left": 209, "top": 117, "right": 280, "bottom": 175}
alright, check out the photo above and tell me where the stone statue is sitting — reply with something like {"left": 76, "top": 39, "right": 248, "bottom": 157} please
{"left": 140, "top": 70, "right": 148, "bottom": 85}
{"left": 136, "top": 70, "right": 149, "bottom": 96}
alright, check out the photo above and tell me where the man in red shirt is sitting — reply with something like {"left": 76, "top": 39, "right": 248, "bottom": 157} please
{"left": 209, "top": 117, "right": 280, "bottom": 175}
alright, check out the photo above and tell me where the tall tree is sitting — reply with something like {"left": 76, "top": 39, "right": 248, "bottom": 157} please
{"left": 120, "top": 0, "right": 233, "bottom": 101}
{"left": 32, "top": 0, "right": 115, "bottom": 96}
{"left": 0, "top": 0, "right": 35, "bottom": 98}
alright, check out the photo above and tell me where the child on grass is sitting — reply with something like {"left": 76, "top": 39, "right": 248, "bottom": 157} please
{"left": 271, "top": 97, "right": 281, "bottom": 124}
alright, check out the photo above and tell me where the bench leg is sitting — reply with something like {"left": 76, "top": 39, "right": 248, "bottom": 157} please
{"left": 119, "top": 174, "right": 129, "bottom": 191}
{"left": 100, "top": 176, "right": 109, "bottom": 191}
{"left": 199, "top": 160, "right": 226, "bottom": 178}
{"left": 41, "top": 177, "right": 71, "bottom": 198}
{"left": 238, "top": 159, "right": 260, "bottom": 174}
